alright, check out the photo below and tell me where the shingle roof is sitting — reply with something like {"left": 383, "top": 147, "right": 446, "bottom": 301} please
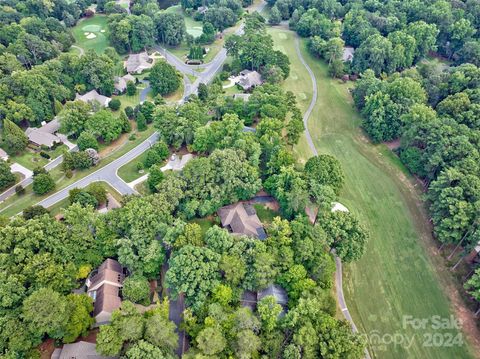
{"left": 25, "top": 118, "right": 62, "bottom": 147}
{"left": 75, "top": 90, "right": 111, "bottom": 107}
{"left": 114, "top": 74, "right": 136, "bottom": 92}
{"left": 218, "top": 202, "right": 266, "bottom": 239}
{"left": 87, "top": 259, "right": 124, "bottom": 321}
{"left": 125, "top": 52, "right": 153, "bottom": 74}
{"left": 236, "top": 70, "right": 262, "bottom": 90}
{"left": 51, "top": 341, "right": 115, "bottom": 359}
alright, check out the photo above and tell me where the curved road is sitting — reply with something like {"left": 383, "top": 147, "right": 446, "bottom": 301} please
{"left": 294, "top": 37, "right": 371, "bottom": 359}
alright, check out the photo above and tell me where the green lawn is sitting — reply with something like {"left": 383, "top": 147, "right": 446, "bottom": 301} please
{"left": 269, "top": 27, "right": 474, "bottom": 359}
{"left": 117, "top": 151, "right": 148, "bottom": 183}
{"left": 10, "top": 145, "right": 68, "bottom": 171}
{"left": 190, "top": 217, "right": 216, "bottom": 235}
{"left": 72, "top": 15, "right": 110, "bottom": 54}
{"left": 253, "top": 204, "right": 277, "bottom": 224}
{"left": 0, "top": 127, "right": 155, "bottom": 217}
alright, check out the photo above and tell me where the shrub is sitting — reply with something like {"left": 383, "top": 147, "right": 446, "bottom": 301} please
{"left": 32, "top": 173, "right": 55, "bottom": 195}
{"left": 88, "top": 182, "right": 107, "bottom": 205}
{"left": 23, "top": 205, "right": 49, "bottom": 220}
{"left": 108, "top": 98, "right": 121, "bottom": 111}
{"left": 77, "top": 132, "right": 99, "bottom": 151}
{"left": 71, "top": 191, "right": 98, "bottom": 208}
{"left": 125, "top": 106, "right": 135, "bottom": 119}
{"left": 15, "top": 185, "right": 25, "bottom": 195}
{"left": 39, "top": 151, "right": 51, "bottom": 159}
{"left": 126, "top": 81, "right": 137, "bottom": 96}
{"left": 143, "top": 142, "right": 169, "bottom": 168}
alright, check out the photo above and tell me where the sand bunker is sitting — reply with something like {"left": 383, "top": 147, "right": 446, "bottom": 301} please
{"left": 86, "top": 33, "right": 97, "bottom": 39}
{"left": 84, "top": 32, "right": 89, "bottom": 35}
{"left": 100, "top": 29, "right": 105, "bottom": 33}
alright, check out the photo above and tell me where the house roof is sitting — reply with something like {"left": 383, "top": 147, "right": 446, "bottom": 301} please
{"left": 51, "top": 341, "right": 114, "bottom": 359}
{"left": 75, "top": 90, "right": 111, "bottom": 107}
{"left": 114, "top": 74, "right": 136, "bottom": 92}
{"left": 217, "top": 202, "right": 267, "bottom": 239}
{"left": 342, "top": 46, "right": 355, "bottom": 62}
{"left": 0, "top": 148, "right": 8, "bottom": 159}
{"left": 125, "top": 52, "right": 153, "bottom": 74}
{"left": 87, "top": 259, "right": 124, "bottom": 320}
{"left": 257, "top": 285, "right": 288, "bottom": 306}
{"left": 237, "top": 70, "right": 262, "bottom": 90}
{"left": 25, "top": 118, "right": 62, "bottom": 147}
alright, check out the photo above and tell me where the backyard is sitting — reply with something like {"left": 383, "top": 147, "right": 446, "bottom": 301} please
{"left": 269, "top": 27, "right": 474, "bottom": 359}
{"left": 71, "top": 15, "right": 110, "bottom": 54}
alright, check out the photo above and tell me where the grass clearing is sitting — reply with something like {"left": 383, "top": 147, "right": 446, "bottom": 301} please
{"left": 117, "top": 151, "right": 148, "bottom": 183}
{"left": 190, "top": 217, "right": 216, "bottom": 235}
{"left": 270, "top": 27, "right": 474, "bottom": 359}
{"left": 72, "top": 15, "right": 109, "bottom": 54}
{"left": 253, "top": 204, "right": 277, "bottom": 224}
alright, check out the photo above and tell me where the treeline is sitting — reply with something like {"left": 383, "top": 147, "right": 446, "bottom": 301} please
{"left": 354, "top": 62, "right": 479, "bottom": 250}
{"left": 0, "top": 0, "right": 91, "bottom": 67}
{"left": 0, "top": 49, "right": 115, "bottom": 129}
{"left": 266, "top": 0, "right": 479, "bottom": 76}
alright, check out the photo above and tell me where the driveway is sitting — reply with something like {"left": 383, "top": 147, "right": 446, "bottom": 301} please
{"left": 10, "top": 163, "right": 33, "bottom": 179}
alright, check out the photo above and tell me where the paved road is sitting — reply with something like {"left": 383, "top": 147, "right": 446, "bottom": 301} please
{"left": 295, "top": 33, "right": 371, "bottom": 359}
{"left": 36, "top": 133, "right": 158, "bottom": 208}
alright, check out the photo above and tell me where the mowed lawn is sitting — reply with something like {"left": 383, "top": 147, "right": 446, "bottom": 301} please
{"left": 72, "top": 15, "right": 110, "bottom": 54}
{"left": 269, "top": 27, "right": 473, "bottom": 359}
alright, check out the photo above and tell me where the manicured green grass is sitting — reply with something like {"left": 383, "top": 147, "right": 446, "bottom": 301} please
{"left": 72, "top": 15, "right": 110, "bottom": 54}
{"left": 270, "top": 27, "right": 473, "bottom": 359}
{"left": 10, "top": 145, "right": 68, "bottom": 171}
{"left": 253, "top": 204, "right": 277, "bottom": 224}
{"left": 190, "top": 217, "right": 216, "bottom": 235}
{"left": 117, "top": 152, "right": 148, "bottom": 183}
{"left": 0, "top": 127, "right": 155, "bottom": 217}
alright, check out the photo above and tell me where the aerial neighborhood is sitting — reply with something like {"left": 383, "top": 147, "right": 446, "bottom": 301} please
{"left": 0, "top": 0, "right": 479, "bottom": 358}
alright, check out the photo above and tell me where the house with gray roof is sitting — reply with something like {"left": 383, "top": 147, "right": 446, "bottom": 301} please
{"left": 51, "top": 341, "right": 114, "bottom": 359}
{"left": 86, "top": 259, "right": 125, "bottom": 324}
{"left": 217, "top": 202, "right": 267, "bottom": 239}
{"left": 236, "top": 70, "right": 263, "bottom": 91}
{"left": 125, "top": 51, "right": 154, "bottom": 74}
{"left": 114, "top": 73, "right": 136, "bottom": 93}
{"left": 25, "top": 118, "right": 62, "bottom": 148}
{"left": 75, "top": 90, "right": 111, "bottom": 107}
